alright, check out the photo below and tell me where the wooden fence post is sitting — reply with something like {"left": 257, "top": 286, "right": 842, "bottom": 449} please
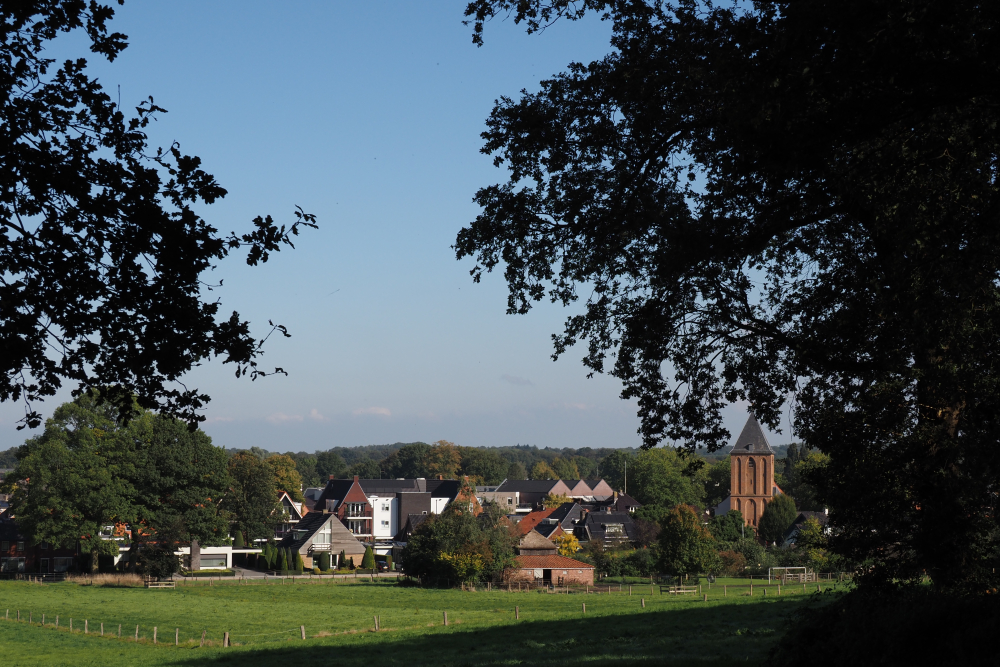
{"left": 135, "top": 625, "right": 139, "bottom": 641}
{"left": 85, "top": 619, "right": 88, "bottom": 634}
{"left": 629, "top": 585, "right": 632, "bottom": 596}
{"left": 176, "top": 628, "right": 179, "bottom": 645}
{"left": 118, "top": 624, "right": 121, "bottom": 638}
{"left": 55, "top": 615, "right": 58, "bottom": 628}
{"left": 69, "top": 618, "right": 72, "bottom": 632}
{"left": 153, "top": 626, "right": 157, "bottom": 644}
{"left": 301, "top": 625, "right": 307, "bottom": 639}
{"left": 703, "top": 594, "right": 708, "bottom": 602}
{"left": 224, "top": 631, "right": 230, "bottom": 647}
{"left": 201, "top": 630, "right": 206, "bottom": 647}
{"left": 443, "top": 611, "right": 448, "bottom": 626}
{"left": 101, "top": 622, "right": 104, "bottom": 636}
{"left": 641, "top": 598, "right": 645, "bottom": 608}
{"left": 582, "top": 603, "right": 586, "bottom": 614}
{"left": 515, "top": 606, "right": 519, "bottom": 620}
{"left": 42, "top": 614, "right": 45, "bottom": 625}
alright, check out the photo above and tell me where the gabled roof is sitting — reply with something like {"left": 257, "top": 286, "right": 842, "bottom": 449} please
{"left": 534, "top": 522, "right": 567, "bottom": 539}
{"left": 518, "top": 530, "right": 557, "bottom": 554}
{"left": 515, "top": 554, "right": 594, "bottom": 569}
{"left": 577, "top": 510, "right": 638, "bottom": 543}
{"left": 563, "top": 480, "right": 592, "bottom": 496}
{"left": 584, "top": 479, "right": 614, "bottom": 498}
{"left": 730, "top": 415, "right": 774, "bottom": 455}
{"left": 276, "top": 511, "right": 366, "bottom": 555}
{"left": 515, "top": 508, "right": 557, "bottom": 535}
{"left": 277, "top": 491, "right": 303, "bottom": 520}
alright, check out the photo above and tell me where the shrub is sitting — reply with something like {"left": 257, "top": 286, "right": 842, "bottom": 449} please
{"left": 385, "top": 554, "right": 393, "bottom": 570}
{"left": 347, "top": 556, "right": 355, "bottom": 570}
{"left": 137, "top": 546, "right": 180, "bottom": 580}
{"left": 295, "top": 550, "right": 304, "bottom": 573}
{"left": 339, "top": 550, "right": 346, "bottom": 568}
{"left": 312, "top": 566, "right": 321, "bottom": 575}
{"left": 317, "top": 551, "right": 331, "bottom": 571}
{"left": 361, "top": 546, "right": 376, "bottom": 570}
{"left": 758, "top": 494, "right": 798, "bottom": 545}
{"left": 233, "top": 530, "right": 245, "bottom": 549}
{"left": 276, "top": 548, "right": 287, "bottom": 571}
{"left": 719, "top": 550, "right": 747, "bottom": 576}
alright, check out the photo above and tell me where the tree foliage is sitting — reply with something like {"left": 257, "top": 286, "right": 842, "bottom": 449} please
{"left": 223, "top": 451, "right": 279, "bottom": 542}
{"left": 266, "top": 454, "right": 303, "bottom": 501}
{"left": 0, "top": 1, "right": 316, "bottom": 429}
{"left": 758, "top": 494, "right": 799, "bottom": 546}
{"left": 657, "top": 505, "right": 719, "bottom": 576}
{"left": 458, "top": 0, "right": 1000, "bottom": 591}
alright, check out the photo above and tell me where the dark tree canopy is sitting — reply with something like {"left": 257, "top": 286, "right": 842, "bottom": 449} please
{"left": 458, "top": 0, "right": 1000, "bottom": 591}
{"left": 1, "top": 1, "right": 315, "bottom": 429}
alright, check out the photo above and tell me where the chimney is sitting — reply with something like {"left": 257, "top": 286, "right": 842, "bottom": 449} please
{"left": 824, "top": 508, "right": 828, "bottom": 515}
{"left": 329, "top": 474, "right": 335, "bottom": 480}
{"left": 354, "top": 475, "right": 359, "bottom": 483}
{"left": 438, "top": 475, "right": 443, "bottom": 480}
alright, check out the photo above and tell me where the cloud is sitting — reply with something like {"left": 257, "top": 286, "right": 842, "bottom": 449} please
{"left": 352, "top": 406, "right": 391, "bottom": 417}
{"left": 501, "top": 374, "right": 534, "bottom": 386}
{"left": 308, "top": 409, "right": 328, "bottom": 422}
{"left": 266, "top": 412, "right": 303, "bottom": 424}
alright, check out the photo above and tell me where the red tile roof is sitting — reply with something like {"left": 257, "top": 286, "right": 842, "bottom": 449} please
{"left": 515, "top": 554, "right": 594, "bottom": 569}
{"left": 516, "top": 508, "right": 556, "bottom": 535}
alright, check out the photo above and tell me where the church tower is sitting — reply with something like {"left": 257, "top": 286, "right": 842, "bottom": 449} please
{"left": 729, "top": 415, "right": 776, "bottom": 528}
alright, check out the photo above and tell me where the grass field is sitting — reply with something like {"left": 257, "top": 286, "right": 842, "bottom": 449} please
{"left": 0, "top": 577, "right": 838, "bottom": 666}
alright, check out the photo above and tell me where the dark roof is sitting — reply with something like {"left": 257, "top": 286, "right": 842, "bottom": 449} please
{"left": 316, "top": 478, "right": 360, "bottom": 506}
{"left": 515, "top": 554, "right": 593, "bottom": 569}
{"left": 547, "top": 502, "right": 584, "bottom": 528}
{"left": 576, "top": 510, "right": 638, "bottom": 543}
{"left": 730, "top": 415, "right": 774, "bottom": 455}
{"left": 359, "top": 479, "right": 426, "bottom": 493}
{"left": 426, "top": 479, "right": 461, "bottom": 499}
{"left": 276, "top": 511, "right": 329, "bottom": 552}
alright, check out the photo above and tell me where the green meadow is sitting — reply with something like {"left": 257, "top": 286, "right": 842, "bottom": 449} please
{"left": 0, "top": 578, "right": 837, "bottom": 666}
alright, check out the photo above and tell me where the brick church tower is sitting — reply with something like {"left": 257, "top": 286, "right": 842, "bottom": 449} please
{"left": 729, "top": 415, "right": 776, "bottom": 528}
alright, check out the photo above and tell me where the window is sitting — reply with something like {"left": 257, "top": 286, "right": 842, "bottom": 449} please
{"left": 381, "top": 520, "right": 389, "bottom": 527}
{"left": 605, "top": 524, "right": 623, "bottom": 534}
{"left": 200, "top": 555, "right": 227, "bottom": 569}
{"left": 313, "top": 522, "right": 332, "bottom": 546}
{"left": 507, "top": 498, "right": 513, "bottom": 505}
{"left": 16, "top": 541, "right": 24, "bottom": 552}
{"left": 53, "top": 557, "right": 74, "bottom": 572}
{"left": 345, "top": 503, "right": 366, "bottom": 517}
{"left": 1, "top": 541, "right": 8, "bottom": 551}
{"left": 381, "top": 504, "right": 390, "bottom": 512}
{"left": 41, "top": 542, "right": 49, "bottom": 550}
{"left": 0, "top": 557, "right": 25, "bottom": 572}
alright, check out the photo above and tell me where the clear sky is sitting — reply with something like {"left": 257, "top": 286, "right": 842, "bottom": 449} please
{"left": 0, "top": 1, "right": 793, "bottom": 452}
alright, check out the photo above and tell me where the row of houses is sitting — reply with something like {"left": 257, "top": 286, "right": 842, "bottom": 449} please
{"left": 0, "top": 474, "right": 620, "bottom": 576}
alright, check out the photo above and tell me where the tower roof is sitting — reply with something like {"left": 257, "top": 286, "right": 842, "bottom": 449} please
{"left": 731, "top": 415, "right": 774, "bottom": 454}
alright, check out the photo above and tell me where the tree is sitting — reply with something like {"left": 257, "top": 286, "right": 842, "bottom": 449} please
{"left": 542, "top": 493, "right": 572, "bottom": 509}
{"left": 382, "top": 443, "right": 430, "bottom": 479}
{"left": 294, "top": 550, "right": 304, "bottom": 573}
{"left": 224, "top": 452, "right": 279, "bottom": 542}
{"left": 276, "top": 548, "right": 287, "bottom": 572}
{"left": 317, "top": 551, "right": 331, "bottom": 572}
{"left": 506, "top": 461, "right": 527, "bottom": 481}
{"left": 361, "top": 545, "right": 376, "bottom": 570}
{"left": 598, "top": 450, "right": 633, "bottom": 492}
{"left": 552, "top": 533, "right": 580, "bottom": 556}
{"left": 701, "top": 457, "right": 732, "bottom": 510}
{"left": 529, "top": 461, "right": 556, "bottom": 480}
{"left": 461, "top": 447, "right": 507, "bottom": 485}
{"left": 294, "top": 456, "right": 319, "bottom": 488}
{"left": 425, "top": 441, "right": 462, "bottom": 479}
{"left": 315, "top": 450, "right": 348, "bottom": 480}
{"left": 348, "top": 458, "right": 381, "bottom": 479}
{"left": 628, "top": 448, "right": 703, "bottom": 510}
{"left": 458, "top": 0, "right": 1000, "bottom": 591}
{"left": 758, "top": 495, "right": 799, "bottom": 546}
{"left": 233, "top": 530, "right": 245, "bottom": 549}
{"left": 657, "top": 505, "right": 719, "bottom": 577}
{"left": 338, "top": 550, "right": 346, "bottom": 569}
{"left": 550, "top": 456, "right": 580, "bottom": 480}
{"left": 266, "top": 454, "right": 303, "bottom": 501}
{"left": 0, "top": 2, "right": 316, "bottom": 430}
{"left": 708, "top": 511, "right": 748, "bottom": 545}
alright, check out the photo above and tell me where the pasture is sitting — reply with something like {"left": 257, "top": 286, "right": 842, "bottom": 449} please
{"left": 0, "top": 577, "right": 837, "bottom": 666}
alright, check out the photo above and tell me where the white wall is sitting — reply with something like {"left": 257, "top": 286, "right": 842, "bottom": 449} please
{"left": 370, "top": 495, "right": 398, "bottom": 538}
{"left": 431, "top": 497, "right": 449, "bottom": 514}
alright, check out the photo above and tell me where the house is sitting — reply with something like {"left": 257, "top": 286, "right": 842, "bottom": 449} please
{"left": 594, "top": 492, "right": 642, "bottom": 514}
{"left": 584, "top": 479, "right": 615, "bottom": 500}
{"left": 313, "top": 476, "right": 472, "bottom": 555}
{"left": 574, "top": 507, "right": 639, "bottom": 547}
{"left": 782, "top": 510, "right": 831, "bottom": 547}
{"left": 274, "top": 490, "right": 305, "bottom": 541}
{"left": 475, "top": 485, "right": 520, "bottom": 512}
{"left": 495, "top": 480, "right": 573, "bottom": 510}
{"left": 513, "top": 508, "right": 557, "bottom": 536}
{"left": 563, "top": 480, "right": 593, "bottom": 498}
{"left": 534, "top": 502, "right": 585, "bottom": 540}
{"left": 0, "top": 517, "right": 78, "bottom": 575}
{"left": 276, "top": 510, "right": 366, "bottom": 569}
{"left": 505, "top": 531, "right": 594, "bottom": 585}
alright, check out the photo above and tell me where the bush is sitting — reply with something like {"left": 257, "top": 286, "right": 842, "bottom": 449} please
{"left": 339, "top": 550, "right": 346, "bottom": 568}
{"left": 276, "top": 549, "right": 287, "bottom": 571}
{"left": 347, "top": 556, "right": 355, "bottom": 570}
{"left": 313, "top": 566, "right": 321, "bottom": 575}
{"left": 137, "top": 546, "right": 180, "bottom": 580}
{"left": 233, "top": 530, "right": 245, "bottom": 549}
{"left": 361, "top": 546, "right": 375, "bottom": 570}
{"left": 718, "top": 550, "right": 747, "bottom": 576}
{"left": 294, "top": 550, "right": 304, "bottom": 573}
{"left": 385, "top": 554, "right": 393, "bottom": 570}
{"left": 758, "top": 494, "right": 797, "bottom": 545}
{"left": 317, "top": 551, "right": 331, "bottom": 571}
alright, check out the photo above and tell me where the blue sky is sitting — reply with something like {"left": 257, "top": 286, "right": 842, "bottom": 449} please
{"left": 0, "top": 1, "right": 792, "bottom": 452}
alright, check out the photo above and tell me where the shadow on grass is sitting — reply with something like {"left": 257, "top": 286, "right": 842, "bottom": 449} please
{"left": 167, "top": 596, "right": 817, "bottom": 667}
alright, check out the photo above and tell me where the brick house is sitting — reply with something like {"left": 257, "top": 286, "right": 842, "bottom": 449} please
{"left": 275, "top": 510, "right": 366, "bottom": 569}
{"left": 505, "top": 531, "right": 594, "bottom": 585}
{"left": 0, "top": 517, "right": 78, "bottom": 575}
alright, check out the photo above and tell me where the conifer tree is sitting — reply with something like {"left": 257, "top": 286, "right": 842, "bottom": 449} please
{"left": 339, "top": 550, "right": 346, "bottom": 569}
{"left": 295, "top": 550, "right": 304, "bottom": 573}
{"left": 233, "top": 530, "right": 245, "bottom": 549}
{"left": 361, "top": 546, "right": 376, "bottom": 570}
{"left": 276, "top": 548, "right": 287, "bottom": 572}
{"left": 318, "top": 552, "right": 330, "bottom": 572}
